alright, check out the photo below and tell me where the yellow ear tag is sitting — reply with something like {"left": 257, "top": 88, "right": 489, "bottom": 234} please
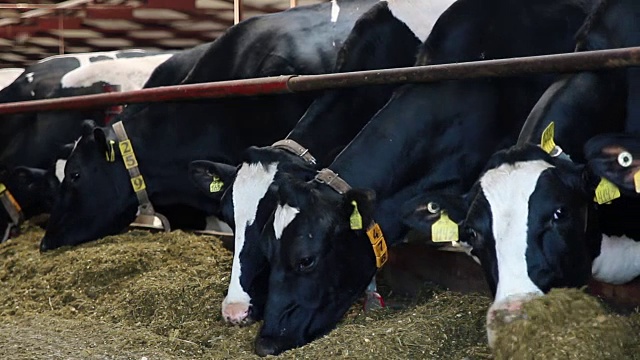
{"left": 634, "top": 171, "right": 640, "bottom": 194}
{"left": 431, "top": 211, "right": 459, "bottom": 243}
{"left": 209, "top": 176, "right": 224, "bottom": 193}
{"left": 594, "top": 178, "right": 620, "bottom": 205}
{"left": 540, "top": 122, "right": 557, "bottom": 154}
{"left": 0, "top": 183, "right": 6, "bottom": 194}
{"left": 350, "top": 200, "right": 363, "bottom": 230}
{"left": 105, "top": 140, "right": 116, "bottom": 162}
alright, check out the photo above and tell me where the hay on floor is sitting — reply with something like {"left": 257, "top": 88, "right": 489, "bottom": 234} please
{"left": 0, "top": 224, "right": 638, "bottom": 359}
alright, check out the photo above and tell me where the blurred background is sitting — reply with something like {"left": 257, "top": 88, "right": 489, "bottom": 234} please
{"left": 0, "top": 0, "right": 327, "bottom": 68}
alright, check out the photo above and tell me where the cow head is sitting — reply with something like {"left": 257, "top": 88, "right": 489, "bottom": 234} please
{"left": 401, "top": 143, "right": 633, "bottom": 346}
{"left": 189, "top": 145, "right": 319, "bottom": 325}
{"left": 253, "top": 174, "right": 378, "bottom": 356}
{"left": 40, "top": 120, "right": 137, "bottom": 251}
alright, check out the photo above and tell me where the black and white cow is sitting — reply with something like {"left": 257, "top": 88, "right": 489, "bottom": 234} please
{"left": 0, "top": 50, "right": 156, "bottom": 170}
{"left": 402, "top": 0, "right": 640, "bottom": 347}
{"left": 39, "top": 0, "right": 381, "bottom": 251}
{"left": 240, "top": 0, "right": 595, "bottom": 356}
{"left": 188, "top": 0, "right": 449, "bottom": 326}
{"left": 0, "top": 51, "right": 172, "bottom": 242}
{"left": 0, "top": 43, "right": 221, "bottom": 242}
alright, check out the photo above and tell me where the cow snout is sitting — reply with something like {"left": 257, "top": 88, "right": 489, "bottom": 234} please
{"left": 254, "top": 335, "right": 285, "bottom": 357}
{"left": 222, "top": 302, "right": 253, "bottom": 325}
{"left": 486, "top": 293, "right": 541, "bottom": 347}
{"left": 39, "top": 239, "right": 51, "bottom": 253}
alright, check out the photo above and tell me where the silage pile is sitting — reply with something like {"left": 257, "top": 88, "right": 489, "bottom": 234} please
{"left": 0, "top": 225, "right": 637, "bottom": 359}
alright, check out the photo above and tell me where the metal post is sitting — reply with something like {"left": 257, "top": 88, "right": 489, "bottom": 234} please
{"left": 234, "top": 0, "right": 242, "bottom": 25}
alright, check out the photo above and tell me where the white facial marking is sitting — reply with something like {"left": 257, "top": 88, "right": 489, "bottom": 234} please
{"left": 0, "top": 68, "right": 24, "bottom": 90}
{"left": 54, "top": 159, "right": 67, "bottom": 183}
{"left": 25, "top": 72, "right": 34, "bottom": 83}
{"left": 60, "top": 54, "right": 173, "bottom": 91}
{"left": 224, "top": 162, "right": 279, "bottom": 309}
{"left": 273, "top": 204, "right": 300, "bottom": 239}
{"left": 330, "top": 0, "right": 340, "bottom": 22}
{"left": 386, "top": 0, "right": 456, "bottom": 41}
{"left": 592, "top": 234, "right": 640, "bottom": 284}
{"left": 480, "top": 160, "right": 553, "bottom": 303}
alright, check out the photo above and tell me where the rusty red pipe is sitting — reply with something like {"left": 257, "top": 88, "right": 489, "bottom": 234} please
{"left": 1, "top": 46, "right": 640, "bottom": 116}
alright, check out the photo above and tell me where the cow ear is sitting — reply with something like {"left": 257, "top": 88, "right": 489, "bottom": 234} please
{"left": 401, "top": 192, "right": 467, "bottom": 242}
{"left": 92, "top": 126, "right": 110, "bottom": 157}
{"left": 344, "top": 188, "right": 376, "bottom": 231}
{"left": 188, "top": 160, "right": 237, "bottom": 197}
{"left": 81, "top": 119, "right": 97, "bottom": 136}
{"left": 585, "top": 133, "right": 640, "bottom": 195}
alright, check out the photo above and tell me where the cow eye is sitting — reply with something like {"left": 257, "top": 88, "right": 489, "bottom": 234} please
{"left": 297, "top": 256, "right": 316, "bottom": 272}
{"left": 70, "top": 172, "right": 81, "bottom": 182}
{"left": 552, "top": 207, "right": 566, "bottom": 222}
{"left": 618, "top": 151, "right": 633, "bottom": 167}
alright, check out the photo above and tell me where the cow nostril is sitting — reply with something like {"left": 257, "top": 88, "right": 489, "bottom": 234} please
{"left": 254, "top": 336, "right": 280, "bottom": 357}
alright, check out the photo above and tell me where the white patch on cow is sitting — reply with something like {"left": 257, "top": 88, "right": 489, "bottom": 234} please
{"left": 0, "top": 68, "right": 24, "bottom": 90}
{"left": 480, "top": 160, "right": 553, "bottom": 303}
{"left": 30, "top": 91, "right": 35, "bottom": 97}
{"left": 37, "top": 50, "right": 146, "bottom": 67}
{"left": 592, "top": 234, "right": 640, "bottom": 284}
{"left": 273, "top": 204, "right": 300, "bottom": 239}
{"left": 204, "top": 215, "right": 233, "bottom": 234}
{"left": 330, "top": 0, "right": 340, "bottom": 22}
{"left": 60, "top": 54, "right": 173, "bottom": 91}
{"left": 224, "top": 162, "right": 279, "bottom": 313}
{"left": 25, "top": 72, "right": 34, "bottom": 83}
{"left": 54, "top": 159, "right": 67, "bottom": 183}
{"left": 386, "top": 0, "right": 455, "bottom": 41}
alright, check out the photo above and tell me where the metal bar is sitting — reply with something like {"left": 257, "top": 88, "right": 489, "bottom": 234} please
{"left": 287, "top": 46, "right": 640, "bottom": 92}
{"left": 1, "top": 47, "right": 640, "bottom": 115}
{"left": 0, "top": 77, "right": 294, "bottom": 115}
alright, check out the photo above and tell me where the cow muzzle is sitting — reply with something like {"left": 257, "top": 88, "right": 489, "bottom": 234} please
{"left": 486, "top": 292, "right": 541, "bottom": 347}
{"left": 254, "top": 335, "right": 290, "bottom": 357}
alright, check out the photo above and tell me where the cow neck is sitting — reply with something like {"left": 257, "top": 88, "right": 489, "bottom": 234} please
{"left": 314, "top": 168, "right": 388, "bottom": 268}
{"left": 0, "top": 183, "right": 23, "bottom": 242}
{"left": 111, "top": 121, "right": 169, "bottom": 230}
{"left": 272, "top": 139, "right": 317, "bottom": 165}
{"left": 286, "top": 94, "right": 365, "bottom": 166}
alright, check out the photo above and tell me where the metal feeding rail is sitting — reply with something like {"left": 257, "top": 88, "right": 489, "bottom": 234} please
{"left": 1, "top": 46, "right": 640, "bottom": 115}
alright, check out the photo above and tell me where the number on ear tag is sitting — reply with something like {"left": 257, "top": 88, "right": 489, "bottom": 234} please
{"left": 431, "top": 211, "right": 458, "bottom": 243}
{"left": 130, "top": 175, "right": 146, "bottom": 193}
{"left": 350, "top": 200, "right": 363, "bottom": 230}
{"left": 635, "top": 171, "right": 640, "bottom": 194}
{"left": 209, "top": 176, "right": 224, "bottom": 193}
{"left": 594, "top": 178, "right": 620, "bottom": 205}
{"left": 540, "top": 122, "right": 557, "bottom": 154}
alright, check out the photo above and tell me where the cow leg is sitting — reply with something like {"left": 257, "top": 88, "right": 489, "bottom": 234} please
{"left": 363, "top": 276, "right": 385, "bottom": 311}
